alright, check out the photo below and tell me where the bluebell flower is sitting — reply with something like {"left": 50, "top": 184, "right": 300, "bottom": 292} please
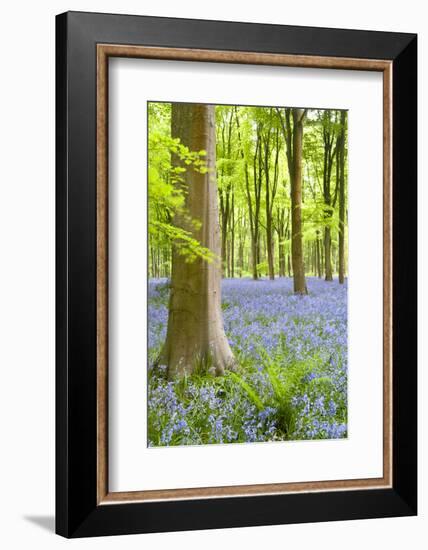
{"left": 147, "top": 277, "right": 348, "bottom": 446}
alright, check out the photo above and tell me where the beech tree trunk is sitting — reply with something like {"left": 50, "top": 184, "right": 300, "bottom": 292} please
{"left": 277, "top": 107, "right": 307, "bottom": 294}
{"left": 324, "top": 226, "right": 333, "bottom": 281}
{"left": 290, "top": 109, "right": 307, "bottom": 294}
{"left": 264, "top": 124, "right": 279, "bottom": 281}
{"left": 230, "top": 192, "right": 235, "bottom": 278}
{"left": 277, "top": 216, "right": 285, "bottom": 278}
{"left": 235, "top": 108, "right": 261, "bottom": 281}
{"left": 322, "top": 110, "right": 337, "bottom": 282}
{"left": 238, "top": 239, "right": 244, "bottom": 277}
{"left": 266, "top": 217, "right": 275, "bottom": 280}
{"left": 159, "top": 103, "right": 234, "bottom": 378}
{"left": 316, "top": 230, "right": 322, "bottom": 278}
{"left": 338, "top": 110, "right": 346, "bottom": 284}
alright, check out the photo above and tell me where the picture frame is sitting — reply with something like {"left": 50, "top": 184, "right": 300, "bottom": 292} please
{"left": 56, "top": 10, "right": 417, "bottom": 538}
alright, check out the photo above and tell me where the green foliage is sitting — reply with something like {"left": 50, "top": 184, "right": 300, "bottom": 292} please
{"left": 229, "top": 345, "right": 313, "bottom": 436}
{"left": 148, "top": 101, "right": 348, "bottom": 282}
{"left": 229, "top": 372, "right": 264, "bottom": 410}
{"left": 148, "top": 105, "right": 215, "bottom": 264}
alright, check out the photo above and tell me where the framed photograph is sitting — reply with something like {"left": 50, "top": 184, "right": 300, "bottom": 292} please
{"left": 56, "top": 11, "right": 417, "bottom": 538}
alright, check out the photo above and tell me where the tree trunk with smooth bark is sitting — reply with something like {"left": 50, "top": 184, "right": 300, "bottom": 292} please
{"left": 159, "top": 103, "right": 234, "bottom": 378}
{"left": 290, "top": 109, "right": 308, "bottom": 294}
{"left": 322, "top": 110, "right": 337, "bottom": 282}
{"left": 338, "top": 110, "right": 346, "bottom": 284}
{"left": 277, "top": 107, "right": 307, "bottom": 294}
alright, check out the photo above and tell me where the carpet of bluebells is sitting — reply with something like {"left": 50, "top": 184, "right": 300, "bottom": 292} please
{"left": 148, "top": 277, "right": 348, "bottom": 447}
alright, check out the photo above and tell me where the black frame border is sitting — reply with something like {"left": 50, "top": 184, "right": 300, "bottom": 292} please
{"left": 56, "top": 11, "right": 417, "bottom": 538}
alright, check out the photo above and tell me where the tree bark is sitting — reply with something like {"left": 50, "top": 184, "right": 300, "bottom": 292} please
{"left": 230, "top": 191, "right": 235, "bottom": 278}
{"left": 220, "top": 194, "right": 229, "bottom": 276}
{"left": 235, "top": 108, "right": 261, "bottom": 281}
{"left": 218, "top": 109, "right": 234, "bottom": 276}
{"left": 159, "top": 103, "right": 234, "bottom": 378}
{"left": 290, "top": 109, "right": 308, "bottom": 294}
{"left": 238, "top": 239, "right": 244, "bottom": 277}
{"left": 277, "top": 107, "right": 307, "bottom": 294}
{"left": 264, "top": 123, "right": 279, "bottom": 281}
{"left": 277, "top": 207, "right": 286, "bottom": 277}
{"left": 316, "top": 230, "right": 322, "bottom": 278}
{"left": 322, "top": 110, "right": 337, "bottom": 282}
{"left": 338, "top": 110, "right": 346, "bottom": 284}
{"left": 324, "top": 226, "right": 333, "bottom": 281}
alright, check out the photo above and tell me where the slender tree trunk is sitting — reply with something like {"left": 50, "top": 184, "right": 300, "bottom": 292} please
{"left": 238, "top": 240, "right": 244, "bottom": 277}
{"left": 278, "top": 243, "right": 285, "bottom": 277}
{"left": 220, "top": 189, "right": 230, "bottom": 277}
{"left": 235, "top": 109, "right": 261, "bottom": 281}
{"left": 312, "top": 242, "right": 316, "bottom": 275}
{"left": 316, "top": 230, "right": 322, "bottom": 278}
{"left": 324, "top": 226, "right": 333, "bottom": 281}
{"left": 266, "top": 218, "right": 274, "bottom": 279}
{"left": 278, "top": 226, "right": 285, "bottom": 277}
{"left": 286, "top": 227, "right": 291, "bottom": 277}
{"left": 225, "top": 238, "right": 229, "bottom": 277}
{"left": 159, "top": 103, "right": 234, "bottom": 378}
{"left": 276, "top": 207, "right": 286, "bottom": 277}
{"left": 277, "top": 107, "right": 307, "bottom": 293}
{"left": 231, "top": 192, "right": 235, "bottom": 278}
{"left": 221, "top": 225, "right": 227, "bottom": 276}
{"left": 338, "top": 110, "right": 346, "bottom": 284}
{"left": 290, "top": 109, "right": 307, "bottom": 294}
{"left": 264, "top": 124, "right": 279, "bottom": 281}
{"left": 321, "top": 241, "right": 324, "bottom": 277}
{"left": 251, "top": 239, "right": 258, "bottom": 279}
{"left": 322, "top": 110, "right": 337, "bottom": 282}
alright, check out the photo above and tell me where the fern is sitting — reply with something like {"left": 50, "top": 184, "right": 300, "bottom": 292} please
{"left": 229, "top": 372, "right": 264, "bottom": 411}
{"left": 230, "top": 345, "right": 316, "bottom": 437}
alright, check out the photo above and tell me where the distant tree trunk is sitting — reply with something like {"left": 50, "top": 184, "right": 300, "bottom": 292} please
{"left": 159, "top": 103, "right": 234, "bottom": 378}
{"left": 333, "top": 244, "right": 338, "bottom": 272}
{"left": 220, "top": 207, "right": 228, "bottom": 275}
{"left": 312, "top": 242, "right": 316, "bottom": 275}
{"left": 276, "top": 207, "right": 286, "bottom": 277}
{"left": 266, "top": 201, "right": 275, "bottom": 280}
{"left": 278, "top": 108, "right": 307, "bottom": 294}
{"left": 338, "top": 110, "right": 346, "bottom": 284}
{"left": 290, "top": 109, "right": 307, "bottom": 294}
{"left": 219, "top": 184, "right": 231, "bottom": 278}
{"left": 286, "top": 226, "right": 291, "bottom": 277}
{"left": 322, "top": 110, "right": 337, "bottom": 282}
{"left": 278, "top": 241, "right": 285, "bottom": 277}
{"left": 320, "top": 240, "right": 324, "bottom": 277}
{"left": 218, "top": 109, "right": 234, "bottom": 276}
{"left": 150, "top": 246, "right": 154, "bottom": 278}
{"left": 235, "top": 108, "right": 262, "bottom": 281}
{"left": 324, "top": 226, "right": 332, "bottom": 280}
{"left": 237, "top": 210, "right": 245, "bottom": 277}
{"left": 251, "top": 238, "right": 258, "bottom": 279}
{"left": 230, "top": 192, "right": 235, "bottom": 278}
{"left": 316, "top": 230, "right": 322, "bottom": 278}
{"left": 238, "top": 239, "right": 244, "bottom": 277}
{"left": 264, "top": 122, "right": 280, "bottom": 281}
{"left": 257, "top": 237, "right": 262, "bottom": 278}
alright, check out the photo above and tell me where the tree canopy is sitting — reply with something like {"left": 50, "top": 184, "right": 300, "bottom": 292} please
{"left": 148, "top": 102, "right": 347, "bottom": 289}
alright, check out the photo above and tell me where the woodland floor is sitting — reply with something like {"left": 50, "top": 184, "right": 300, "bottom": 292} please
{"left": 147, "top": 277, "right": 348, "bottom": 447}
